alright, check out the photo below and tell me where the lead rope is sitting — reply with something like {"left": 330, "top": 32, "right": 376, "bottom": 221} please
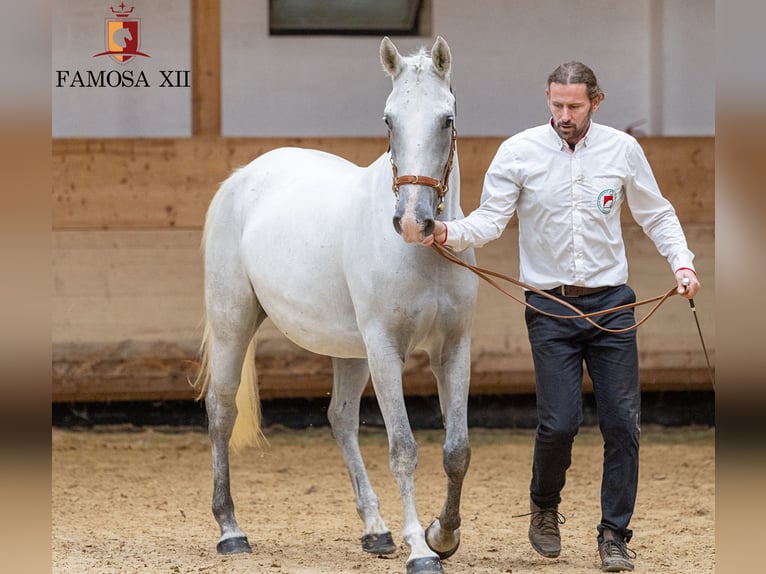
{"left": 432, "top": 242, "right": 715, "bottom": 387}
{"left": 431, "top": 243, "right": 677, "bottom": 334}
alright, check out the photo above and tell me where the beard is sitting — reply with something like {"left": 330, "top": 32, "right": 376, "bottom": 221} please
{"left": 554, "top": 109, "right": 593, "bottom": 144}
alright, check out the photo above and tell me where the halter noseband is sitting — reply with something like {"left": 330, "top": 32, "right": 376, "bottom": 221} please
{"left": 389, "top": 126, "right": 457, "bottom": 214}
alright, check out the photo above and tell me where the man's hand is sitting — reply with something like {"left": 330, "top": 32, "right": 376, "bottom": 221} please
{"left": 675, "top": 270, "right": 700, "bottom": 298}
{"left": 422, "top": 220, "right": 447, "bottom": 246}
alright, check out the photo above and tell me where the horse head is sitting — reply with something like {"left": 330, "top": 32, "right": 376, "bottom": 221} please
{"left": 381, "top": 36, "right": 457, "bottom": 244}
{"left": 113, "top": 28, "right": 133, "bottom": 48}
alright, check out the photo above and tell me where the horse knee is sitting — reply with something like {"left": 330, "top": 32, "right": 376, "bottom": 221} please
{"left": 443, "top": 439, "right": 471, "bottom": 478}
{"left": 327, "top": 398, "right": 355, "bottom": 432}
{"left": 205, "top": 386, "right": 240, "bottom": 434}
{"left": 389, "top": 436, "right": 418, "bottom": 475}
{"left": 326, "top": 403, "right": 340, "bottom": 430}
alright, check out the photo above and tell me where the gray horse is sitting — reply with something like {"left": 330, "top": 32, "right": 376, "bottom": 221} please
{"left": 195, "top": 36, "right": 478, "bottom": 574}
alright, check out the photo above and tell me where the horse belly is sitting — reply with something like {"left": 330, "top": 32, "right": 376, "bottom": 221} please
{"left": 238, "top": 155, "right": 367, "bottom": 357}
{"left": 252, "top": 262, "right": 366, "bottom": 358}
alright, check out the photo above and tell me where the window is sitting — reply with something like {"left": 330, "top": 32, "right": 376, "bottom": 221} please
{"left": 269, "top": 0, "right": 430, "bottom": 36}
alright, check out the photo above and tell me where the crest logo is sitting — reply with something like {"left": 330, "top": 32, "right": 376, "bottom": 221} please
{"left": 597, "top": 189, "right": 615, "bottom": 214}
{"left": 93, "top": 3, "right": 150, "bottom": 64}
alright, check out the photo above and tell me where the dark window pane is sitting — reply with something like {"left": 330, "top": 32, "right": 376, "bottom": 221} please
{"left": 270, "top": 0, "right": 422, "bottom": 35}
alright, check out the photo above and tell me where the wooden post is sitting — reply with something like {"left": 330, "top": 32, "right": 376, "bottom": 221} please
{"left": 191, "top": 0, "right": 221, "bottom": 136}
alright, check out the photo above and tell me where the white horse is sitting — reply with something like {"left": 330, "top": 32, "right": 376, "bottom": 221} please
{"left": 195, "top": 36, "right": 478, "bottom": 574}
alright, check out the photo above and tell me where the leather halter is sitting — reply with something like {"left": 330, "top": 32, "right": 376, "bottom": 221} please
{"left": 389, "top": 126, "right": 457, "bottom": 213}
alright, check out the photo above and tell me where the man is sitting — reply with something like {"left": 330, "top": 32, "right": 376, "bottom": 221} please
{"left": 422, "top": 62, "right": 700, "bottom": 572}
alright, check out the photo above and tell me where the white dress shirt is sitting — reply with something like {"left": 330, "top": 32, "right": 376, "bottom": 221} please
{"left": 444, "top": 121, "right": 695, "bottom": 289}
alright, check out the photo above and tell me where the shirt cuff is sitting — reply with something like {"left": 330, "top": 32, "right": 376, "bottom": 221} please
{"left": 438, "top": 223, "right": 449, "bottom": 245}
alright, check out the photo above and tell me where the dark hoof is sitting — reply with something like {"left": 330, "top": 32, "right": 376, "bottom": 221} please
{"left": 425, "top": 519, "right": 460, "bottom": 559}
{"left": 216, "top": 536, "right": 252, "bottom": 555}
{"left": 361, "top": 531, "right": 397, "bottom": 555}
{"left": 406, "top": 556, "right": 444, "bottom": 574}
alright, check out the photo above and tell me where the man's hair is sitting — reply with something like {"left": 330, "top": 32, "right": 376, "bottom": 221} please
{"left": 547, "top": 61, "right": 605, "bottom": 102}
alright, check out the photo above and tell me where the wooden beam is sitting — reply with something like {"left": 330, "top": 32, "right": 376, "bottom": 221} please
{"left": 191, "top": 0, "right": 221, "bottom": 135}
{"left": 52, "top": 137, "right": 385, "bottom": 230}
{"left": 51, "top": 341, "right": 713, "bottom": 403}
{"left": 52, "top": 136, "right": 714, "bottom": 230}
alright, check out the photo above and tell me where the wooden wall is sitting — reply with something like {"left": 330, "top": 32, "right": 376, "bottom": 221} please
{"left": 51, "top": 1, "right": 715, "bottom": 402}
{"left": 51, "top": 135, "right": 715, "bottom": 402}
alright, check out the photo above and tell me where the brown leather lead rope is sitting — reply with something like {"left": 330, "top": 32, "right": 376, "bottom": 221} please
{"left": 431, "top": 243, "right": 679, "bottom": 334}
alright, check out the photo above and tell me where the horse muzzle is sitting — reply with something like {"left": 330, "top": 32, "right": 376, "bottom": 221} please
{"left": 393, "top": 213, "right": 435, "bottom": 243}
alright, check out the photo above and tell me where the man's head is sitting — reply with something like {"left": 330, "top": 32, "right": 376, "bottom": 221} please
{"left": 546, "top": 61, "right": 604, "bottom": 146}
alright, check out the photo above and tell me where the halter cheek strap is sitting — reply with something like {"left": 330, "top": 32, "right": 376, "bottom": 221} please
{"left": 389, "top": 126, "right": 457, "bottom": 213}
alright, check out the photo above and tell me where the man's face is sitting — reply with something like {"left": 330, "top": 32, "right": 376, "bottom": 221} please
{"left": 546, "top": 82, "right": 601, "bottom": 145}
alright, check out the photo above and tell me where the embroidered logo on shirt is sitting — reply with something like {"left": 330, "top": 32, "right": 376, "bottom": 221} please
{"left": 597, "top": 189, "right": 615, "bottom": 214}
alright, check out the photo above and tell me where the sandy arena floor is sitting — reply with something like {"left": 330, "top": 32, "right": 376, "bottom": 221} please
{"left": 52, "top": 424, "right": 714, "bottom": 573}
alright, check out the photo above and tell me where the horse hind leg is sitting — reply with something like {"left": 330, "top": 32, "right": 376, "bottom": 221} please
{"left": 328, "top": 358, "right": 396, "bottom": 555}
{"left": 202, "top": 279, "right": 267, "bottom": 555}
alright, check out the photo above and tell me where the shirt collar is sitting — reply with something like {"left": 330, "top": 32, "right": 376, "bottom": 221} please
{"left": 547, "top": 118, "right": 595, "bottom": 151}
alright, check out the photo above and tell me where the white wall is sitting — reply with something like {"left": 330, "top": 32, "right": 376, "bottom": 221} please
{"left": 221, "top": 0, "right": 714, "bottom": 137}
{"left": 428, "top": 0, "right": 655, "bottom": 137}
{"left": 655, "top": 0, "right": 715, "bottom": 135}
{"left": 52, "top": 0, "right": 714, "bottom": 138}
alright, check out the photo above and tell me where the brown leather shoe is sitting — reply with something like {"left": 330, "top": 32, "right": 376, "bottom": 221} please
{"left": 598, "top": 529, "right": 636, "bottom": 572}
{"left": 527, "top": 500, "right": 565, "bottom": 558}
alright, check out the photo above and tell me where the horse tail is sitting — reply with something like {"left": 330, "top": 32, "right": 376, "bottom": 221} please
{"left": 193, "top": 172, "right": 267, "bottom": 450}
{"left": 192, "top": 321, "right": 265, "bottom": 450}
{"left": 230, "top": 338, "right": 265, "bottom": 450}
{"left": 192, "top": 319, "right": 211, "bottom": 401}
{"left": 192, "top": 182, "right": 226, "bottom": 402}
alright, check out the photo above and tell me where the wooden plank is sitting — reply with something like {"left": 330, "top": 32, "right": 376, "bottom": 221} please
{"left": 53, "top": 226, "right": 714, "bottom": 352}
{"left": 52, "top": 340, "right": 713, "bottom": 403}
{"left": 52, "top": 137, "right": 386, "bottom": 229}
{"left": 52, "top": 222, "right": 714, "bottom": 402}
{"left": 191, "top": 0, "right": 221, "bottom": 135}
{"left": 52, "top": 137, "right": 714, "bottom": 230}
{"left": 53, "top": 229, "right": 205, "bottom": 344}
{"left": 640, "top": 137, "right": 715, "bottom": 224}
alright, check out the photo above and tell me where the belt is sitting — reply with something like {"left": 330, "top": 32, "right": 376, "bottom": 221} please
{"left": 545, "top": 285, "right": 611, "bottom": 298}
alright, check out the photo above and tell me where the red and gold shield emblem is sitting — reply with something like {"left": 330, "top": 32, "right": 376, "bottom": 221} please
{"left": 93, "top": 5, "right": 150, "bottom": 64}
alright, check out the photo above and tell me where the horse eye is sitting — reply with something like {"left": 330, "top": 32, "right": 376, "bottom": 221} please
{"left": 382, "top": 116, "right": 391, "bottom": 127}
{"left": 444, "top": 116, "right": 454, "bottom": 128}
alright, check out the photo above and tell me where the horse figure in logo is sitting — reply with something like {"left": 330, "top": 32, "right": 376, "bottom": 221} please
{"left": 195, "top": 36, "right": 478, "bottom": 574}
{"left": 112, "top": 28, "right": 132, "bottom": 48}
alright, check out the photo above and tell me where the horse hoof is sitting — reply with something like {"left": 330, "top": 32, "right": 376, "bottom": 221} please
{"left": 406, "top": 556, "right": 444, "bottom": 574}
{"left": 361, "top": 531, "right": 397, "bottom": 554}
{"left": 425, "top": 519, "right": 460, "bottom": 559}
{"left": 216, "top": 536, "right": 252, "bottom": 555}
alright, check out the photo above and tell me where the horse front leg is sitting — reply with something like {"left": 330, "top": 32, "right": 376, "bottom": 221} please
{"left": 425, "top": 338, "right": 472, "bottom": 560}
{"left": 367, "top": 350, "right": 444, "bottom": 574}
{"left": 328, "top": 357, "right": 396, "bottom": 555}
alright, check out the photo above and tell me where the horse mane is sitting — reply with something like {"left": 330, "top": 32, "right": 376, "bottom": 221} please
{"left": 404, "top": 47, "right": 432, "bottom": 73}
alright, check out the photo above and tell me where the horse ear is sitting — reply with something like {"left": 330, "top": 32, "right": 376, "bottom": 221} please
{"left": 380, "top": 36, "right": 401, "bottom": 77}
{"left": 431, "top": 36, "right": 451, "bottom": 77}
